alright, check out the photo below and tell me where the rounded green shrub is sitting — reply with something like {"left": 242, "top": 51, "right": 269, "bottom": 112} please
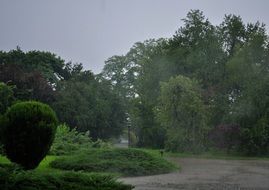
{"left": 1, "top": 101, "right": 58, "bottom": 169}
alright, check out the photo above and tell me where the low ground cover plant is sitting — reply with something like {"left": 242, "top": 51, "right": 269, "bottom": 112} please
{"left": 0, "top": 166, "right": 133, "bottom": 190}
{"left": 50, "top": 148, "right": 176, "bottom": 176}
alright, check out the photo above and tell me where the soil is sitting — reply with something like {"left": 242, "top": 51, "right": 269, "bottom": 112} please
{"left": 120, "top": 157, "right": 269, "bottom": 190}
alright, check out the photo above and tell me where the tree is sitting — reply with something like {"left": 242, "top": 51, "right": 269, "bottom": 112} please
{"left": 54, "top": 67, "right": 126, "bottom": 140}
{"left": 0, "top": 48, "right": 68, "bottom": 104}
{"left": 219, "top": 14, "right": 246, "bottom": 56}
{"left": 102, "top": 39, "right": 168, "bottom": 147}
{"left": 170, "top": 9, "right": 226, "bottom": 101}
{"left": 156, "top": 75, "right": 208, "bottom": 152}
{"left": 225, "top": 26, "right": 269, "bottom": 155}
{"left": 0, "top": 48, "right": 68, "bottom": 83}
{"left": 0, "top": 82, "right": 15, "bottom": 115}
{"left": 0, "top": 63, "right": 55, "bottom": 104}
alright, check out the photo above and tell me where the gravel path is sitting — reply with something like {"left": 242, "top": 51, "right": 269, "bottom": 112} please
{"left": 120, "top": 157, "right": 269, "bottom": 190}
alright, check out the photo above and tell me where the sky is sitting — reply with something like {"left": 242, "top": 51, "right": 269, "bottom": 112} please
{"left": 1, "top": 0, "right": 269, "bottom": 74}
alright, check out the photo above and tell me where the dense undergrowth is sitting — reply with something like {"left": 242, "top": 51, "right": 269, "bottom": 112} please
{"left": 50, "top": 148, "right": 176, "bottom": 176}
{"left": 0, "top": 147, "right": 176, "bottom": 189}
{"left": 49, "top": 124, "right": 111, "bottom": 156}
{"left": 0, "top": 166, "right": 133, "bottom": 190}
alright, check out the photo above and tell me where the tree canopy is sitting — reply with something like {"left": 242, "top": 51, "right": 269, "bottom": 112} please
{"left": 1, "top": 10, "right": 269, "bottom": 155}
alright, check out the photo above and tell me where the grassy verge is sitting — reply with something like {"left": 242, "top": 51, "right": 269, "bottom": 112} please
{"left": 166, "top": 151, "right": 269, "bottom": 160}
{"left": 50, "top": 148, "right": 176, "bottom": 176}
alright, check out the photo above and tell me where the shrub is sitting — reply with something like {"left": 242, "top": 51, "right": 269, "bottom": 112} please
{"left": 240, "top": 117, "right": 269, "bottom": 156}
{"left": 91, "top": 139, "right": 111, "bottom": 148}
{"left": 50, "top": 148, "right": 176, "bottom": 176}
{"left": 0, "top": 167, "right": 133, "bottom": 190}
{"left": 0, "top": 101, "right": 58, "bottom": 169}
{"left": 49, "top": 124, "right": 111, "bottom": 155}
{"left": 49, "top": 124, "right": 93, "bottom": 155}
{"left": 165, "top": 127, "right": 207, "bottom": 153}
{"left": 208, "top": 124, "right": 241, "bottom": 153}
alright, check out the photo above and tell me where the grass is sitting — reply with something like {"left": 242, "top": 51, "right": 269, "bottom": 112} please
{"left": 166, "top": 150, "right": 269, "bottom": 160}
{"left": 50, "top": 148, "right": 176, "bottom": 176}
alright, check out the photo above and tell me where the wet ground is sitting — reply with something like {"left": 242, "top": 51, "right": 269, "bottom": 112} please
{"left": 120, "top": 157, "right": 269, "bottom": 190}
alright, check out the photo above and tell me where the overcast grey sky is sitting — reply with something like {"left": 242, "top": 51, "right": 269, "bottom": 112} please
{"left": 1, "top": 0, "right": 269, "bottom": 73}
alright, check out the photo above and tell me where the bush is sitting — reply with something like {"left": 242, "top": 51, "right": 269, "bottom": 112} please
{"left": 91, "top": 139, "right": 111, "bottom": 149}
{"left": 49, "top": 124, "right": 93, "bottom": 155}
{"left": 208, "top": 124, "right": 241, "bottom": 153}
{"left": 240, "top": 117, "right": 269, "bottom": 156}
{"left": 165, "top": 127, "right": 207, "bottom": 153}
{"left": 49, "top": 124, "right": 111, "bottom": 155}
{"left": 50, "top": 148, "right": 176, "bottom": 176}
{"left": 0, "top": 101, "right": 58, "bottom": 169}
{"left": 0, "top": 167, "right": 133, "bottom": 190}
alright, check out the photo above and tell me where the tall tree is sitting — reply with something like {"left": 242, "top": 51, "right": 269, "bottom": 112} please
{"left": 54, "top": 66, "right": 126, "bottom": 140}
{"left": 157, "top": 75, "right": 207, "bottom": 152}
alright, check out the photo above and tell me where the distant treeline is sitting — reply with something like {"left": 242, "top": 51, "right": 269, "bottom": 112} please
{"left": 1, "top": 10, "right": 269, "bottom": 155}
{"left": 102, "top": 10, "right": 269, "bottom": 155}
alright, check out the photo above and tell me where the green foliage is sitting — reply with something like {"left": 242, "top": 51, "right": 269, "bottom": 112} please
{"left": 91, "top": 139, "right": 111, "bottom": 149}
{"left": 240, "top": 117, "right": 269, "bottom": 156}
{"left": 102, "top": 39, "right": 169, "bottom": 148}
{"left": 157, "top": 75, "right": 208, "bottom": 152}
{"left": 225, "top": 24, "right": 269, "bottom": 155}
{"left": 0, "top": 49, "right": 70, "bottom": 104}
{"left": 49, "top": 124, "right": 111, "bottom": 155}
{"left": 0, "top": 48, "right": 67, "bottom": 83}
{"left": 219, "top": 14, "right": 246, "bottom": 55}
{"left": 0, "top": 101, "right": 58, "bottom": 169}
{"left": 0, "top": 82, "right": 15, "bottom": 115}
{"left": 49, "top": 124, "right": 93, "bottom": 156}
{"left": 100, "top": 10, "right": 269, "bottom": 156}
{"left": 53, "top": 69, "right": 126, "bottom": 140}
{"left": 0, "top": 167, "right": 133, "bottom": 190}
{"left": 1, "top": 10, "right": 269, "bottom": 156}
{"left": 50, "top": 148, "right": 175, "bottom": 176}
{"left": 208, "top": 124, "right": 241, "bottom": 153}
{"left": 0, "top": 63, "right": 56, "bottom": 104}
{"left": 0, "top": 83, "right": 15, "bottom": 155}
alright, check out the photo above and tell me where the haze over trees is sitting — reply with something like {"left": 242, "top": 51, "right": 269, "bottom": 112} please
{"left": 102, "top": 10, "right": 269, "bottom": 155}
{"left": 1, "top": 10, "right": 269, "bottom": 156}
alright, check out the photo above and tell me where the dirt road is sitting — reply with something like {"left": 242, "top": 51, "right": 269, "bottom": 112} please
{"left": 120, "top": 157, "right": 269, "bottom": 190}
